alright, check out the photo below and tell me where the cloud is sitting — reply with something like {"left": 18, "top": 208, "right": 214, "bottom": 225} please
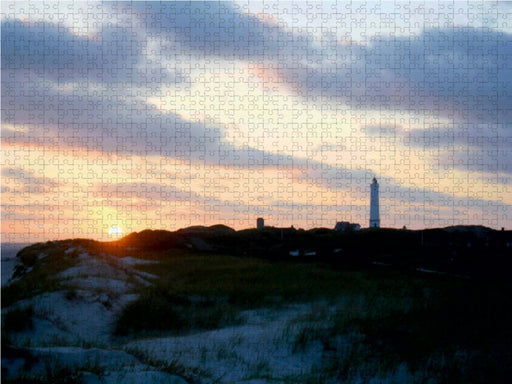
{"left": 95, "top": 182, "right": 204, "bottom": 203}
{"left": 1, "top": 203, "right": 59, "bottom": 221}
{"left": 1, "top": 167, "right": 61, "bottom": 194}
{"left": 1, "top": 67, "right": 339, "bottom": 171}
{"left": 0, "top": 18, "right": 183, "bottom": 85}
{"left": 125, "top": 1, "right": 319, "bottom": 62}
{"left": 6, "top": 8, "right": 511, "bottom": 128}
{"left": 290, "top": 27, "right": 512, "bottom": 124}
{"left": 125, "top": 1, "right": 512, "bottom": 126}
{"left": 121, "top": 3, "right": 512, "bottom": 161}
{"left": 1, "top": 72, "right": 229, "bottom": 162}
{"left": 361, "top": 125, "right": 402, "bottom": 137}
{"left": 405, "top": 125, "right": 512, "bottom": 174}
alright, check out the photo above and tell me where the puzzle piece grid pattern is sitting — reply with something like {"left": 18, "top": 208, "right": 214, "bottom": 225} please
{"left": 1, "top": 2, "right": 511, "bottom": 242}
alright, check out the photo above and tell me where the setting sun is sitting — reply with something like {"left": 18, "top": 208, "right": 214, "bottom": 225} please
{"left": 108, "top": 226, "right": 123, "bottom": 237}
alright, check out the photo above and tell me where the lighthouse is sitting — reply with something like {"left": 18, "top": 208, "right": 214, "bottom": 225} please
{"left": 369, "top": 177, "right": 380, "bottom": 228}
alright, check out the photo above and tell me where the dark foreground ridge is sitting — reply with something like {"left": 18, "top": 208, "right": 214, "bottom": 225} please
{"left": 15, "top": 224, "right": 512, "bottom": 282}
{"left": 104, "top": 224, "right": 512, "bottom": 280}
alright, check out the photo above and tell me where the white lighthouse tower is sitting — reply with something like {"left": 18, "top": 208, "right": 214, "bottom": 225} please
{"left": 369, "top": 177, "right": 380, "bottom": 228}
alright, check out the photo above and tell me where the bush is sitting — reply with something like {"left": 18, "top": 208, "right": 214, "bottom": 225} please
{"left": 3, "top": 306, "right": 34, "bottom": 333}
{"left": 114, "top": 291, "right": 240, "bottom": 336}
{"left": 114, "top": 293, "right": 186, "bottom": 336}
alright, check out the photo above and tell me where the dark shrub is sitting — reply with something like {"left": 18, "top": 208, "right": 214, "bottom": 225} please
{"left": 3, "top": 306, "right": 34, "bottom": 333}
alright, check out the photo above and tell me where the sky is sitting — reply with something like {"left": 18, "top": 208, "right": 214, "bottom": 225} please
{"left": 2, "top": 1, "right": 512, "bottom": 242}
